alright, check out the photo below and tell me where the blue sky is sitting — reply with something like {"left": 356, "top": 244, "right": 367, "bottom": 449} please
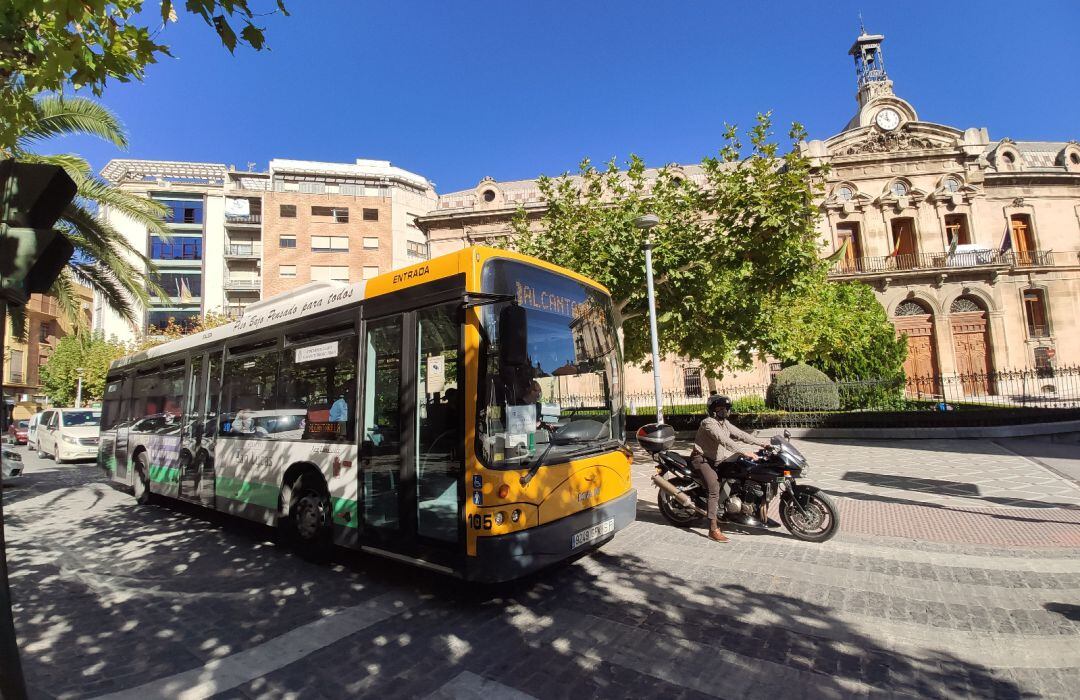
{"left": 50, "top": 1, "right": 1080, "bottom": 194}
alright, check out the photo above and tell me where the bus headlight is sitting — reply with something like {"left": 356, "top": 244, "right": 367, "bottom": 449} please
{"left": 494, "top": 511, "right": 505, "bottom": 526}
{"left": 511, "top": 509, "right": 521, "bottom": 523}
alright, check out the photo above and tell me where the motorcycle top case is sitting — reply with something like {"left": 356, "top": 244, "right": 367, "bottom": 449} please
{"left": 636, "top": 423, "right": 675, "bottom": 454}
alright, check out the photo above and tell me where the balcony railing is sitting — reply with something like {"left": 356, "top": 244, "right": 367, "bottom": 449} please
{"left": 224, "top": 244, "right": 263, "bottom": 258}
{"left": 1028, "top": 324, "right": 1051, "bottom": 339}
{"left": 225, "top": 214, "right": 262, "bottom": 225}
{"left": 223, "top": 306, "right": 248, "bottom": 320}
{"left": 830, "top": 250, "right": 1056, "bottom": 276}
{"left": 8, "top": 371, "right": 24, "bottom": 384}
{"left": 224, "top": 277, "right": 261, "bottom": 290}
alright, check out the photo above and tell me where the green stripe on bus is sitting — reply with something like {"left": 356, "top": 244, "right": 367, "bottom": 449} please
{"left": 331, "top": 497, "right": 358, "bottom": 529}
{"left": 215, "top": 476, "right": 280, "bottom": 510}
{"left": 148, "top": 464, "right": 180, "bottom": 484}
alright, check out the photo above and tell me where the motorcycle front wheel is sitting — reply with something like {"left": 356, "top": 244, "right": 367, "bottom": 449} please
{"left": 657, "top": 490, "right": 699, "bottom": 528}
{"left": 780, "top": 486, "right": 839, "bottom": 543}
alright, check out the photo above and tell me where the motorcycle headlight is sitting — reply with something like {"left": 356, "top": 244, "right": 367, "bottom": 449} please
{"left": 62, "top": 434, "right": 78, "bottom": 444}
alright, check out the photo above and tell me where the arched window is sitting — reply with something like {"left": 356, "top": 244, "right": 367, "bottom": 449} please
{"left": 943, "top": 177, "right": 961, "bottom": 193}
{"left": 837, "top": 185, "right": 854, "bottom": 201}
{"left": 890, "top": 181, "right": 909, "bottom": 197}
{"left": 949, "top": 297, "right": 983, "bottom": 313}
{"left": 894, "top": 300, "right": 929, "bottom": 317}
{"left": 482, "top": 189, "right": 496, "bottom": 203}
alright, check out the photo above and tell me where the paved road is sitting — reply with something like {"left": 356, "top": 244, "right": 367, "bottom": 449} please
{"left": 2, "top": 440, "right": 1080, "bottom": 699}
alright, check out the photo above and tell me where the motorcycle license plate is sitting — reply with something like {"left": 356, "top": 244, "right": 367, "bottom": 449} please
{"left": 571, "top": 518, "right": 615, "bottom": 549}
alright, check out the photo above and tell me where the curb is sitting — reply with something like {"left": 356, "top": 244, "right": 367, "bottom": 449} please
{"left": 635, "top": 419, "right": 1080, "bottom": 441}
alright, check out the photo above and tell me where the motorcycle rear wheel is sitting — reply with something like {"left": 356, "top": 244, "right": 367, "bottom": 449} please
{"left": 657, "top": 490, "right": 698, "bottom": 527}
{"left": 780, "top": 486, "right": 839, "bottom": 543}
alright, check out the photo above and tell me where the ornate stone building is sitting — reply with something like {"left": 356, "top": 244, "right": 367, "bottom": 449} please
{"left": 418, "top": 30, "right": 1080, "bottom": 394}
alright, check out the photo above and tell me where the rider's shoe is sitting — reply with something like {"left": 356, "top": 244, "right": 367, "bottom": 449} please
{"left": 709, "top": 528, "right": 729, "bottom": 543}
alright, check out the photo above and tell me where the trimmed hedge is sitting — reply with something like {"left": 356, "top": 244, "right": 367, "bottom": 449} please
{"left": 767, "top": 363, "right": 840, "bottom": 411}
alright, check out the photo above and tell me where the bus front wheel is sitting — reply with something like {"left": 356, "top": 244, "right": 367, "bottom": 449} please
{"left": 280, "top": 473, "right": 332, "bottom": 559}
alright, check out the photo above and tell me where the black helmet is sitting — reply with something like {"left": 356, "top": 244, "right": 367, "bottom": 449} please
{"left": 707, "top": 395, "right": 732, "bottom": 414}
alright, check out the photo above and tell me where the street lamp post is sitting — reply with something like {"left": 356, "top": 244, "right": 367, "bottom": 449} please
{"left": 635, "top": 214, "right": 664, "bottom": 424}
{"left": 75, "top": 367, "right": 84, "bottom": 408}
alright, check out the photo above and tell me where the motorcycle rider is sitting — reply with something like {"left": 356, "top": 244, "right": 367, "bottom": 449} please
{"left": 690, "top": 394, "right": 769, "bottom": 543}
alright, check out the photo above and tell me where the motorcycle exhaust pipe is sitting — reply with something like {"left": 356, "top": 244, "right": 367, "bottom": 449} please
{"left": 651, "top": 475, "right": 707, "bottom": 516}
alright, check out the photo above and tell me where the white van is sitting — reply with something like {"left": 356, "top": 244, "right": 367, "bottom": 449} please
{"left": 36, "top": 408, "right": 102, "bottom": 463}
{"left": 26, "top": 412, "right": 43, "bottom": 451}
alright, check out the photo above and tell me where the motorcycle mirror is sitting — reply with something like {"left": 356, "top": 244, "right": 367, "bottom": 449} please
{"left": 783, "top": 429, "right": 791, "bottom": 439}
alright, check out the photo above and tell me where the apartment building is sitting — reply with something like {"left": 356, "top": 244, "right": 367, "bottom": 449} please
{"left": 3, "top": 289, "right": 93, "bottom": 422}
{"left": 95, "top": 158, "right": 436, "bottom": 340}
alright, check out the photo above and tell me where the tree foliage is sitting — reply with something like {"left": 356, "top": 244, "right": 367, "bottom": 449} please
{"left": 510, "top": 113, "right": 823, "bottom": 375}
{"left": 508, "top": 113, "right": 909, "bottom": 381}
{"left": 2, "top": 95, "right": 172, "bottom": 333}
{"left": 127, "top": 310, "right": 232, "bottom": 352}
{"left": 39, "top": 331, "right": 127, "bottom": 406}
{"left": 765, "top": 277, "right": 907, "bottom": 381}
{"left": 0, "top": 0, "right": 288, "bottom": 148}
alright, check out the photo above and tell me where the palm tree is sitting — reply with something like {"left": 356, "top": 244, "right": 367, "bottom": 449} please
{"left": 1, "top": 94, "right": 168, "bottom": 330}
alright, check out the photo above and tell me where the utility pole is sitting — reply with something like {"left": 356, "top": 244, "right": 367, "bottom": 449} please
{"left": 635, "top": 214, "right": 665, "bottom": 424}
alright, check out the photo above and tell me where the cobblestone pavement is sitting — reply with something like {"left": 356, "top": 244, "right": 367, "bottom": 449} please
{"left": 3, "top": 439, "right": 1080, "bottom": 699}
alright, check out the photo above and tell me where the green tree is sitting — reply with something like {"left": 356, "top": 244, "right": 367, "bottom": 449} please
{"left": 3, "top": 95, "right": 171, "bottom": 329}
{"left": 765, "top": 278, "right": 907, "bottom": 381}
{"left": 510, "top": 113, "right": 823, "bottom": 375}
{"left": 39, "top": 331, "right": 127, "bottom": 406}
{"left": 0, "top": 0, "right": 288, "bottom": 148}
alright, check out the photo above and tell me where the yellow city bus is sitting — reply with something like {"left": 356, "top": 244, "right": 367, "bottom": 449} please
{"left": 98, "top": 247, "right": 635, "bottom": 581}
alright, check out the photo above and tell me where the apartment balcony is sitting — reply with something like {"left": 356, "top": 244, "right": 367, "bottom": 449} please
{"left": 223, "top": 276, "right": 261, "bottom": 291}
{"left": 225, "top": 214, "right": 262, "bottom": 226}
{"left": 223, "top": 306, "right": 249, "bottom": 320}
{"left": 829, "top": 250, "right": 1058, "bottom": 279}
{"left": 224, "top": 243, "right": 263, "bottom": 259}
{"left": 1028, "top": 324, "right": 1051, "bottom": 339}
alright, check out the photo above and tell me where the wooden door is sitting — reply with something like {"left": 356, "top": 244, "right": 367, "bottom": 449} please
{"left": 1011, "top": 216, "right": 1035, "bottom": 265}
{"left": 891, "top": 219, "right": 917, "bottom": 270}
{"left": 837, "top": 223, "right": 862, "bottom": 273}
{"left": 894, "top": 314, "right": 939, "bottom": 396}
{"left": 951, "top": 312, "right": 992, "bottom": 396}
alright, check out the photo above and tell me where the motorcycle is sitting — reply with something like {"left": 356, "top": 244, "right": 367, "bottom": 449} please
{"left": 638, "top": 423, "right": 840, "bottom": 542}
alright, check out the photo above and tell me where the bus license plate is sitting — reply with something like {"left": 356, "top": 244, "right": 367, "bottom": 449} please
{"left": 571, "top": 518, "right": 615, "bottom": 549}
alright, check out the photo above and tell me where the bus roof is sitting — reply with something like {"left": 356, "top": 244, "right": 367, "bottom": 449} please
{"left": 109, "top": 246, "right": 610, "bottom": 372}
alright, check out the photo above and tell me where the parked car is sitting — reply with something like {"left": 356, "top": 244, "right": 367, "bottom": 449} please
{"left": 26, "top": 412, "right": 42, "bottom": 451}
{"left": 7, "top": 420, "right": 29, "bottom": 445}
{"left": 36, "top": 408, "right": 102, "bottom": 463}
{"left": 1, "top": 447, "right": 23, "bottom": 480}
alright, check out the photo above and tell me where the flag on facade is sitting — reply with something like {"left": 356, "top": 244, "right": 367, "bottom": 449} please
{"left": 999, "top": 226, "right": 1013, "bottom": 252}
{"left": 946, "top": 233, "right": 959, "bottom": 257}
{"left": 890, "top": 234, "right": 903, "bottom": 257}
{"left": 178, "top": 277, "right": 193, "bottom": 302}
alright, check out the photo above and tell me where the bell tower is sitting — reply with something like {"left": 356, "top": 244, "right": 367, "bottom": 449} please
{"left": 849, "top": 30, "right": 894, "bottom": 108}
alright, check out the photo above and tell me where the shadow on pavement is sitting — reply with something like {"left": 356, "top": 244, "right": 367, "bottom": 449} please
{"left": 5, "top": 459, "right": 1025, "bottom": 699}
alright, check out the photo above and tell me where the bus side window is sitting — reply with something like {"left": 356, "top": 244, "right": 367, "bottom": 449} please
{"left": 280, "top": 334, "right": 358, "bottom": 441}
{"left": 221, "top": 351, "right": 281, "bottom": 437}
{"left": 206, "top": 352, "right": 222, "bottom": 438}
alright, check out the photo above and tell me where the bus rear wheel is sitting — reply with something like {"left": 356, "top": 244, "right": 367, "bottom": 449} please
{"left": 280, "top": 473, "right": 332, "bottom": 559}
{"left": 133, "top": 452, "right": 154, "bottom": 505}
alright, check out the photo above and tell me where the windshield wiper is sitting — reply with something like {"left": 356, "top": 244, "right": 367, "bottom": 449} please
{"left": 518, "top": 435, "right": 595, "bottom": 487}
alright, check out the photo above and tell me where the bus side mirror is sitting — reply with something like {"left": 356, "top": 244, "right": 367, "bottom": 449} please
{"left": 498, "top": 304, "right": 528, "bottom": 367}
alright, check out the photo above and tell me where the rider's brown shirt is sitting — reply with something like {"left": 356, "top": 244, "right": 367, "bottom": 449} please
{"left": 691, "top": 416, "right": 768, "bottom": 463}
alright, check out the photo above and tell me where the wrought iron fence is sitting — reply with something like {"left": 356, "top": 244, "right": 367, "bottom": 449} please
{"left": 558, "top": 365, "right": 1080, "bottom": 419}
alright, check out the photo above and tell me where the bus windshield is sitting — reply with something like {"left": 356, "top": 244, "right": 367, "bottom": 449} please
{"left": 478, "top": 258, "right": 624, "bottom": 469}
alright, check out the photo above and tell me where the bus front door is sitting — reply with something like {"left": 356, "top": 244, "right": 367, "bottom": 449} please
{"left": 360, "top": 308, "right": 462, "bottom": 571}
